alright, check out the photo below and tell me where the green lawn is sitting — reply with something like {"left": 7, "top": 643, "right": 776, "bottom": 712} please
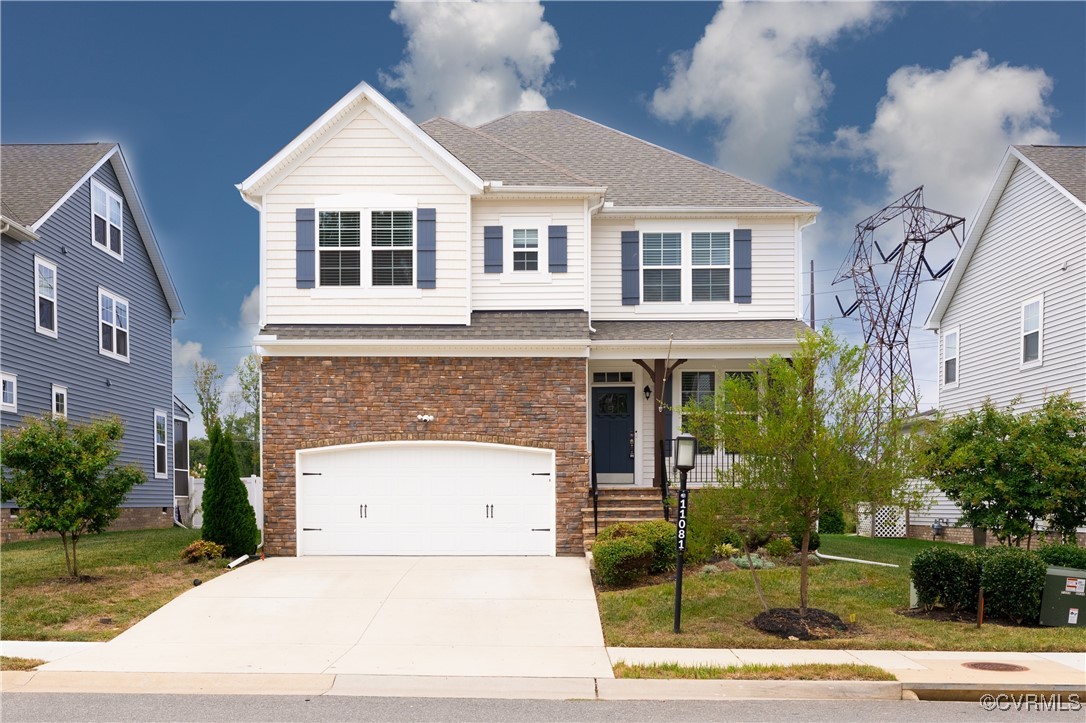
{"left": 613, "top": 662, "right": 897, "bottom": 681}
{"left": 598, "top": 534, "right": 1086, "bottom": 651}
{"left": 1, "top": 527, "right": 227, "bottom": 642}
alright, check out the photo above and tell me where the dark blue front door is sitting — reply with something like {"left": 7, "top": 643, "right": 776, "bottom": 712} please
{"left": 592, "top": 387, "right": 635, "bottom": 476}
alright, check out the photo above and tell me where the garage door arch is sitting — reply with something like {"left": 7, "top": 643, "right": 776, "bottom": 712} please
{"left": 296, "top": 440, "right": 556, "bottom": 556}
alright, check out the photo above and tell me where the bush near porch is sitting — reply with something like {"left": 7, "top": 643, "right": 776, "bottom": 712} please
{"left": 597, "top": 534, "right": 1086, "bottom": 651}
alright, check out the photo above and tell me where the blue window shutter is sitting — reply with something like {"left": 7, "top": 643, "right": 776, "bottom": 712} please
{"left": 621, "top": 230, "right": 639, "bottom": 305}
{"left": 416, "top": 208, "right": 437, "bottom": 289}
{"left": 734, "top": 229, "right": 752, "bottom": 304}
{"left": 296, "top": 208, "right": 315, "bottom": 289}
{"left": 484, "top": 225, "right": 503, "bottom": 273}
{"left": 548, "top": 225, "right": 568, "bottom": 273}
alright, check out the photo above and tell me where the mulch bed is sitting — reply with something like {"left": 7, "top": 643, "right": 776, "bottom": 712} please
{"left": 753, "top": 607, "right": 850, "bottom": 640}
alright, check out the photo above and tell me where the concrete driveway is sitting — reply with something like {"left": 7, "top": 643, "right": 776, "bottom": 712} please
{"left": 40, "top": 557, "right": 613, "bottom": 679}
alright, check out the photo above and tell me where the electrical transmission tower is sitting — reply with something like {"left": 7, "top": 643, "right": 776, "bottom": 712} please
{"left": 833, "top": 187, "right": 965, "bottom": 422}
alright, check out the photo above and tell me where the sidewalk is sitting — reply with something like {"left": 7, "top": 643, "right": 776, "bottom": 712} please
{"left": 3, "top": 640, "right": 1083, "bottom": 701}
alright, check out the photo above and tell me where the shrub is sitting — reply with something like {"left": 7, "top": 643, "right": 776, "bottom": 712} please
{"left": 714, "top": 542, "right": 740, "bottom": 559}
{"left": 181, "top": 539, "right": 225, "bottom": 563}
{"left": 1038, "top": 543, "right": 1086, "bottom": 571}
{"left": 910, "top": 546, "right": 980, "bottom": 612}
{"left": 597, "top": 520, "right": 675, "bottom": 573}
{"left": 765, "top": 538, "right": 795, "bottom": 558}
{"left": 593, "top": 536, "right": 654, "bottom": 586}
{"left": 201, "top": 422, "right": 260, "bottom": 558}
{"left": 788, "top": 522, "right": 821, "bottom": 552}
{"left": 819, "top": 507, "right": 846, "bottom": 535}
{"left": 980, "top": 547, "right": 1047, "bottom": 624}
{"left": 733, "top": 553, "right": 774, "bottom": 569}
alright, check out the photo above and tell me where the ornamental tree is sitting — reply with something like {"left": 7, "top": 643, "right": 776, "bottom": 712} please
{"left": 200, "top": 421, "right": 260, "bottom": 557}
{"left": 680, "top": 327, "right": 919, "bottom": 615}
{"left": 0, "top": 415, "right": 144, "bottom": 577}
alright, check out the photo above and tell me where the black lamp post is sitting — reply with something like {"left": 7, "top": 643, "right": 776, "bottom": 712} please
{"left": 673, "top": 432, "right": 696, "bottom": 633}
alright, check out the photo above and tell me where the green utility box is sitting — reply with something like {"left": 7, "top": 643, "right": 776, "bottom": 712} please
{"left": 1039, "top": 566, "right": 1086, "bottom": 627}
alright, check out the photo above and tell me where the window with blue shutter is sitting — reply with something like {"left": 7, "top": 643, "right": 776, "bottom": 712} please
{"left": 621, "top": 230, "right": 639, "bottom": 305}
{"left": 295, "top": 208, "right": 316, "bottom": 289}
{"left": 548, "top": 225, "right": 567, "bottom": 273}
{"left": 733, "top": 229, "right": 752, "bottom": 304}
{"left": 416, "top": 208, "right": 436, "bottom": 289}
{"left": 484, "top": 225, "right": 503, "bottom": 273}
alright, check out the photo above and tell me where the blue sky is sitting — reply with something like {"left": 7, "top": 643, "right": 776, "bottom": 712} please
{"left": 3, "top": 1, "right": 1084, "bottom": 435}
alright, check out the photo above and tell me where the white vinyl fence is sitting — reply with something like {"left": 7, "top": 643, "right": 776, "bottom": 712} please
{"left": 186, "top": 476, "right": 263, "bottom": 541}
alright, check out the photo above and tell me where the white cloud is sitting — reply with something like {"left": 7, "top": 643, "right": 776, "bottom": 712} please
{"left": 382, "top": 0, "right": 559, "bottom": 125}
{"left": 240, "top": 285, "right": 259, "bottom": 328}
{"left": 652, "top": 0, "right": 885, "bottom": 183}
{"left": 834, "top": 51, "right": 1057, "bottom": 219}
{"left": 172, "top": 338, "right": 209, "bottom": 381}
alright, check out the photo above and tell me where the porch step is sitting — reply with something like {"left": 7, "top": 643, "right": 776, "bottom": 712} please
{"left": 582, "top": 487, "right": 671, "bottom": 551}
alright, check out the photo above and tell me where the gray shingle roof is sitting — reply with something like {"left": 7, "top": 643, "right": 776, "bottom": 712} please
{"left": 420, "top": 118, "right": 596, "bottom": 188}
{"left": 471, "top": 110, "right": 816, "bottom": 209}
{"left": 1014, "top": 145, "right": 1086, "bottom": 204}
{"left": 590, "top": 319, "right": 808, "bottom": 341}
{"left": 263, "top": 311, "right": 591, "bottom": 340}
{"left": 1, "top": 144, "right": 115, "bottom": 225}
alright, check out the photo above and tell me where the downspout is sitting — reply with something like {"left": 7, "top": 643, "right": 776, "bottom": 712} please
{"left": 585, "top": 195, "right": 606, "bottom": 334}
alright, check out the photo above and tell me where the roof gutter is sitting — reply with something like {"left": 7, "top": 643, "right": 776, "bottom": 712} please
{"left": 599, "top": 205, "right": 822, "bottom": 215}
{"left": 0, "top": 216, "right": 39, "bottom": 242}
{"left": 483, "top": 182, "right": 609, "bottom": 196}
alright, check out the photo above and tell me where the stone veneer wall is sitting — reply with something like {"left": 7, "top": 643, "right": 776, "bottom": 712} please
{"left": 262, "top": 356, "right": 589, "bottom": 556}
{"left": 1, "top": 506, "right": 173, "bottom": 543}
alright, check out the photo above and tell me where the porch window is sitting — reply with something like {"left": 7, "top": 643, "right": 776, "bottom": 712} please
{"left": 681, "top": 371, "right": 715, "bottom": 453}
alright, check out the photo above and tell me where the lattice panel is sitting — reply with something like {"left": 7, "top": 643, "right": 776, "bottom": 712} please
{"left": 856, "top": 504, "right": 906, "bottom": 538}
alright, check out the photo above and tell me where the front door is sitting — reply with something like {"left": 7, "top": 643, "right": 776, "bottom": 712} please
{"left": 592, "top": 387, "right": 635, "bottom": 484}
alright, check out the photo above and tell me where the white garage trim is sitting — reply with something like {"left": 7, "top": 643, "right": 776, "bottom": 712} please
{"left": 295, "top": 441, "right": 556, "bottom": 556}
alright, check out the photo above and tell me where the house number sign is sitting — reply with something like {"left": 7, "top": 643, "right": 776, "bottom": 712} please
{"left": 676, "top": 490, "right": 688, "bottom": 552}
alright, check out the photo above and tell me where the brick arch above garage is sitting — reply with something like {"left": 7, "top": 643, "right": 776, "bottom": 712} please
{"left": 260, "top": 355, "right": 589, "bottom": 556}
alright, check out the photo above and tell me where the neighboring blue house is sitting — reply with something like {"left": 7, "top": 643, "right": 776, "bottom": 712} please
{"left": 1, "top": 143, "right": 185, "bottom": 541}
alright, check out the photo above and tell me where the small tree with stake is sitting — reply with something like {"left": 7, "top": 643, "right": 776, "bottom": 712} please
{"left": 1, "top": 415, "right": 143, "bottom": 578}
{"left": 681, "top": 327, "right": 918, "bottom": 620}
{"left": 200, "top": 421, "right": 260, "bottom": 558}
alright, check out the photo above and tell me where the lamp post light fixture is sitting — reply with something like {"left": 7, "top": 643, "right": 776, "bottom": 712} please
{"left": 673, "top": 432, "right": 696, "bottom": 634}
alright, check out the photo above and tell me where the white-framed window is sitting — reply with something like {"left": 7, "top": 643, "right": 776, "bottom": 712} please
{"left": 91, "top": 180, "right": 124, "bottom": 258}
{"left": 691, "top": 232, "right": 731, "bottom": 302}
{"left": 943, "top": 327, "right": 959, "bottom": 386}
{"left": 643, "top": 232, "right": 682, "bottom": 302}
{"left": 680, "top": 370, "right": 716, "bottom": 453}
{"left": 154, "top": 409, "right": 168, "bottom": 479}
{"left": 35, "top": 256, "right": 58, "bottom": 337}
{"left": 512, "top": 228, "right": 540, "bottom": 271}
{"left": 1021, "top": 296, "right": 1043, "bottom": 366}
{"left": 317, "top": 209, "right": 415, "bottom": 287}
{"left": 1, "top": 372, "right": 16, "bottom": 412}
{"left": 52, "top": 385, "right": 68, "bottom": 419}
{"left": 99, "top": 288, "right": 130, "bottom": 361}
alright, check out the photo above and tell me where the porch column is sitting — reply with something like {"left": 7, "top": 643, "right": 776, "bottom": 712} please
{"left": 635, "top": 358, "right": 686, "bottom": 488}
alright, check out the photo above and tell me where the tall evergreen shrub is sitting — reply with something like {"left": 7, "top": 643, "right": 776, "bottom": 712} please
{"left": 201, "top": 422, "right": 260, "bottom": 557}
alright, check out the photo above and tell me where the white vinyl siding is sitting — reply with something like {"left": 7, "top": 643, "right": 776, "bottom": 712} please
{"left": 35, "top": 256, "right": 58, "bottom": 337}
{"left": 263, "top": 104, "right": 469, "bottom": 325}
{"left": 472, "top": 199, "right": 587, "bottom": 310}
{"left": 591, "top": 217, "right": 799, "bottom": 320}
{"left": 1, "top": 372, "right": 16, "bottom": 412}
{"left": 939, "top": 160, "right": 1086, "bottom": 414}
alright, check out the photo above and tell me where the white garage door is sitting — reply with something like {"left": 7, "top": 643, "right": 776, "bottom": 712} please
{"left": 297, "top": 442, "right": 555, "bottom": 556}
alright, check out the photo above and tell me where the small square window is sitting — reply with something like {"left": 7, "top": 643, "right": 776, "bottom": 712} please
{"left": 512, "top": 228, "right": 539, "bottom": 271}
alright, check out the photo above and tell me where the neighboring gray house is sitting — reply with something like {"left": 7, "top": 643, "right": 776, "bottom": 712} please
{"left": 1, "top": 143, "right": 185, "bottom": 541}
{"left": 910, "top": 145, "right": 1086, "bottom": 543}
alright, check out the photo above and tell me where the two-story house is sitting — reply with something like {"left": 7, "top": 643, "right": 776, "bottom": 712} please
{"left": 915, "top": 144, "right": 1086, "bottom": 543}
{"left": 1, "top": 143, "right": 186, "bottom": 541}
{"left": 238, "top": 82, "right": 818, "bottom": 557}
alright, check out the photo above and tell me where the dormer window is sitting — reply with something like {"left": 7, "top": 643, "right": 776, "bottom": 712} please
{"left": 92, "top": 180, "right": 123, "bottom": 258}
{"left": 512, "top": 228, "right": 540, "bottom": 271}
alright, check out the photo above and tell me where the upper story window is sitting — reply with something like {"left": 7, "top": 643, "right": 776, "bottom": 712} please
{"left": 691, "top": 232, "right": 731, "bottom": 302}
{"left": 92, "top": 180, "right": 123, "bottom": 258}
{"left": 943, "top": 327, "right": 959, "bottom": 386}
{"left": 154, "top": 410, "right": 168, "bottom": 478}
{"left": 318, "top": 209, "right": 414, "bottom": 287}
{"left": 1021, "top": 297, "right": 1042, "bottom": 366}
{"left": 99, "top": 288, "right": 130, "bottom": 362}
{"left": 1, "top": 373, "right": 16, "bottom": 412}
{"left": 35, "top": 256, "right": 58, "bottom": 337}
{"left": 512, "top": 228, "right": 540, "bottom": 271}
{"left": 643, "top": 232, "right": 682, "bottom": 302}
{"left": 371, "top": 210, "right": 414, "bottom": 286}
{"left": 52, "top": 385, "right": 68, "bottom": 419}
